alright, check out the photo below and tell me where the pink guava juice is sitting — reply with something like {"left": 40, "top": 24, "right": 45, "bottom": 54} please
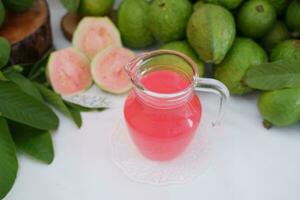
{"left": 124, "top": 70, "right": 202, "bottom": 161}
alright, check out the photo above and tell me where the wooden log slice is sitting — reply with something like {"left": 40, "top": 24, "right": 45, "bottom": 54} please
{"left": 0, "top": 0, "right": 53, "bottom": 65}
{"left": 61, "top": 9, "right": 117, "bottom": 42}
{"left": 61, "top": 13, "right": 82, "bottom": 42}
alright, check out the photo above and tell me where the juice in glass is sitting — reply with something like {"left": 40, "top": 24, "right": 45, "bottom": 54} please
{"left": 124, "top": 70, "right": 202, "bottom": 161}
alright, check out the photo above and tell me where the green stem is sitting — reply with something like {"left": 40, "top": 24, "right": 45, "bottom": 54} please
{"left": 263, "top": 120, "right": 273, "bottom": 129}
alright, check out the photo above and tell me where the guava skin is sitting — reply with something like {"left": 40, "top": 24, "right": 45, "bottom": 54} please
{"left": 261, "top": 21, "right": 289, "bottom": 52}
{"left": 268, "top": 0, "right": 290, "bottom": 15}
{"left": 193, "top": 1, "right": 205, "bottom": 11}
{"left": 204, "top": 0, "right": 243, "bottom": 10}
{"left": 79, "top": 0, "right": 115, "bottom": 16}
{"left": 285, "top": 0, "right": 300, "bottom": 33}
{"left": 187, "top": 4, "right": 236, "bottom": 64}
{"left": 214, "top": 37, "right": 268, "bottom": 95}
{"left": 258, "top": 88, "right": 300, "bottom": 127}
{"left": 60, "top": 0, "right": 81, "bottom": 12}
{"left": 148, "top": 0, "right": 193, "bottom": 42}
{"left": 117, "top": 0, "right": 154, "bottom": 49}
{"left": 161, "top": 41, "right": 205, "bottom": 77}
{"left": 237, "top": 0, "right": 276, "bottom": 39}
{"left": 270, "top": 39, "right": 300, "bottom": 62}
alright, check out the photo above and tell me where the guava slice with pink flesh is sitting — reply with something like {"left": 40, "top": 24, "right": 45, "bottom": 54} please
{"left": 91, "top": 46, "right": 135, "bottom": 94}
{"left": 47, "top": 47, "right": 92, "bottom": 96}
{"left": 73, "top": 17, "right": 122, "bottom": 59}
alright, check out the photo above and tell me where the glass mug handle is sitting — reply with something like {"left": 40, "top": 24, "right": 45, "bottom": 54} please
{"left": 194, "top": 77, "right": 230, "bottom": 126}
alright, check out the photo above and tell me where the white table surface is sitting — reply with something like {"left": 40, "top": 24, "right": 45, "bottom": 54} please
{"left": 5, "top": 0, "right": 300, "bottom": 200}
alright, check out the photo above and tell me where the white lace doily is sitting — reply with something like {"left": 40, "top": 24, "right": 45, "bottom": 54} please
{"left": 111, "top": 119, "right": 214, "bottom": 186}
{"left": 62, "top": 85, "right": 219, "bottom": 185}
{"left": 63, "top": 85, "right": 126, "bottom": 108}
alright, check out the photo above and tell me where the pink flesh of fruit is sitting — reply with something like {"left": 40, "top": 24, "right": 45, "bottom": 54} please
{"left": 74, "top": 17, "right": 121, "bottom": 59}
{"left": 49, "top": 48, "right": 92, "bottom": 96}
{"left": 92, "top": 47, "right": 134, "bottom": 93}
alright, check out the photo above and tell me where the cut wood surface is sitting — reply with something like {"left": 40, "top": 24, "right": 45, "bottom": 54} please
{"left": 61, "top": 13, "right": 82, "bottom": 42}
{"left": 0, "top": 0, "right": 52, "bottom": 65}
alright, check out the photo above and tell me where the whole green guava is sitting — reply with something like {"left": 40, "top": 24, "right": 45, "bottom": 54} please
{"left": 214, "top": 37, "right": 268, "bottom": 95}
{"left": 148, "top": 0, "right": 193, "bottom": 42}
{"left": 187, "top": 4, "right": 236, "bottom": 64}
{"left": 117, "top": 0, "right": 154, "bottom": 49}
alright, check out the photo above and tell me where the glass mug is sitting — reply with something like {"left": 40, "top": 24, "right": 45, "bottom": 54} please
{"left": 123, "top": 50, "right": 229, "bottom": 161}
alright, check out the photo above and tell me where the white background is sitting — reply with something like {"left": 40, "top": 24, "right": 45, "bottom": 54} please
{"left": 5, "top": 0, "right": 300, "bottom": 200}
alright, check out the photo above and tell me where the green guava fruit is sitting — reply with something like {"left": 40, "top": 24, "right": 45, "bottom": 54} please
{"left": 91, "top": 46, "right": 135, "bottom": 94}
{"left": 237, "top": 0, "right": 276, "bottom": 38}
{"left": 268, "top": 0, "right": 290, "bottom": 15}
{"left": 60, "top": 0, "right": 80, "bottom": 12}
{"left": 187, "top": 4, "right": 236, "bottom": 64}
{"left": 147, "top": 0, "right": 192, "bottom": 42}
{"left": 203, "top": 0, "right": 243, "bottom": 10}
{"left": 161, "top": 41, "right": 205, "bottom": 77}
{"left": 261, "top": 21, "right": 289, "bottom": 52}
{"left": 285, "top": 0, "right": 300, "bottom": 33}
{"left": 214, "top": 37, "right": 268, "bottom": 95}
{"left": 0, "top": 37, "right": 10, "bottom": 68}
{"left": 2, "top": 0, "right": 33, "bottom": 12}
{"left": 0, "top": 0, "right": 5, "bottom": 27}
{"left": 47, "top": 48, "right": 92, "bottom": 96}
{"left": 78, "top": 0, "right": 115, "bottom": 16}
{"left": 117, "top": 0, "right": 154, "bottom": 49}
{"left": 193, "top": 1, "right": 205, "bottom": 10}
{"left": 270, "top": 39, "right": 300, "bottom": 62}
{"left": 73, "top": 17, "right": 122, "bottom": 59}
{"left": 258, "top": 88, "right": 300, "bottom": 127}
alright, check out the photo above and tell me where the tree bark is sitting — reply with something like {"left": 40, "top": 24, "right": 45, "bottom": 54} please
{"left": 0, "top": 0, "right": 53, "bottom": 65}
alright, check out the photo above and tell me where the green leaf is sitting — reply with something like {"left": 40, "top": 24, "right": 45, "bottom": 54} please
{"left": 0, "top": 81, "right": 59, "bottom": 130}
{"left": 245, "top": 60, "right": 300, "bottom": 90}
{"left": 66, "top": 102, "right": 107, "bottom": 112}
{"left": 68, "top": 106, "right": 82, "bottom": 128}
{"left": 28, "top": 48, "right": 54, "bottom": 80}
{"left": 8, "top": 121, "right": 54, "bottom": 164}
{"left": 60, "top": 0, "right": 80, "bottom": 12}
{"left": 34, "top": 83, "right": 81, "bottom": 128}
{"left": 0, "top": 71, "right": 7, "bottom": 81}
{"left": 0, "top": 117, "right": 18, "bottom": 199}
{"left": 5, "top": 70, "right": 43, "bottom": 101}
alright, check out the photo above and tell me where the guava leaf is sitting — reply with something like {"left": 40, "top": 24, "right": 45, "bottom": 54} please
{"left": 34, "top": 83, "right": 82, "bottom": 128}
{"left": 0, "top": 81, "right": 59, "bottom": 130}
{"left": 0, "top": 71, "right": 7, "bottom": 81}
{"left": 244, "top": 60, "right": 300, "bottom": 90}
{"left": 0, "top": 117, "right": 18, "bottom": 200}
{"left": 5, "top": 70, "right": 43, "bottom": 101}
{"left": 60, "top": 0, "right": 80, "bottom": 12}
{"left": 28, "top": 48, "right": 54, "bottom": 81}
{"left": 68, "top": 106, "right": 82, "bottom": 128}
{"left": 8, "top": 121, "right": 54, "bottom": 164}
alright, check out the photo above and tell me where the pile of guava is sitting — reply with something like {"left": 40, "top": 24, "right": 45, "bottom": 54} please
{"left": 115, "top": 0, "right": 300, "bottom": 128}
{"left": 55, "top": 0, "right": 300, "bottom": 128}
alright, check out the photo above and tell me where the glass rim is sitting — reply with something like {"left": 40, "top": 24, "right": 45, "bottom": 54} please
{"left": 125, "top": 50, "right": 199, "bottom": 99}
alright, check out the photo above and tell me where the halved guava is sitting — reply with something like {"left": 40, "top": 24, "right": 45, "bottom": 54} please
{"left": 47, "top": 47, "right": 92, "bottom": 96}
{"left": 73, "top": 17, "right": 122, "bottom": 59}
{"left": 91, "top": 46, "right": 134, "bottom": 94}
